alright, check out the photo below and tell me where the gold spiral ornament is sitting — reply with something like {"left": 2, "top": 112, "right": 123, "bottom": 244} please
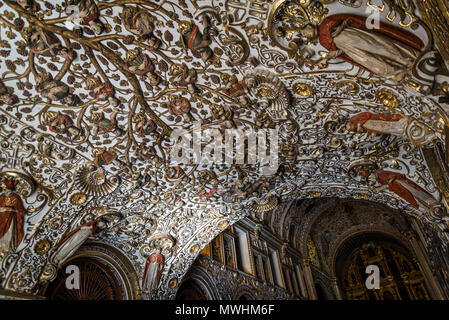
{"left": 70, "top": 192, "right": 87, "bottom": 205}
{"left": 293, "top": 82, "right": 314, "bottom": 97}
{"left": 34, "top": 239, "right": 51, "bottom": 255}
{"left": 249, "top": 195, "right": 279, "bottom": 213}
{"left": 74, "top": 164, "right": 120, "bottom": 197}
{"left": 168, "top": 278, "right": 178, "bottom": 289}
{"left": 376, "top": 88, "right": 400, "bottom": 108}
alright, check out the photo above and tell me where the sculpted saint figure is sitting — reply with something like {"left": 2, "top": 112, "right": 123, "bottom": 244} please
{"left": 165, "top": 95, "right": 194, "bottom": 123}
{"left": 0, "top": 80, "right": 19, "bottom": 105}
{"left": 120, "top": 6, "right": 161, "bottom": 50}
{"left": 221, "top": 74, "right": 249, "bottom": 105}
{"left": 67, "top": 0, "right": 104, "bottom": 35}
{"left": 89, "top": 110, "right": 123, "bottom": 137}
{"left": 50, "top": 220, "right": 105, "bottom": 267}
{"left": 124, "top": 48, "right": 161, "bottom": 86}
{"left": 85, "top": 76, "right": 120, "bottom": 107}
{"left": 359, "top": 167, "right": 440, "bottom": 215}
{"left": 22, "top": 27, "right": 75, "bottom": 60}
{"left": 35, "top": 73, "right": 80, "bottom": 106}
{"left": 134, "top": 113, "right": 159, "bottom": 138}
{"left": 347, "top": 112, "right": 408, "bottom": 137}
{"left": 169, "top": 63, "right": 198, "bottom": 95}
{"left": 142, "top": 249, "right": 164, "bottom": 293}
{"left": 316, "top": 15, "right": 436, "bottom": 91}
{"left": 0, "top": 178, "right": 26, "bottom": 254}
{"left": 178, "top": 15, "right": 215, "bottom": 65}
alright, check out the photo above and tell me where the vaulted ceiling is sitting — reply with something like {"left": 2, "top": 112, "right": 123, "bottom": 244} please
{"left": 0, "top": 0, "right": 449, "bottom": 299}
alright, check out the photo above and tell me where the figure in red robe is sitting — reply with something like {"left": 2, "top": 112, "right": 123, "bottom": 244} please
{"left": 0, "top": 178, "right": 26, "bottom": 253}
{"left": 360, "top": 169, "right": 439, "bottom": 212}
{"left": 142, "top": 250, "right": 164, "bottom": 293}
{"left": 348, "top": 112, "right": 408, "bottom": 136}
{"left": 178, "top": 15, "right": 215, "bottom": 65}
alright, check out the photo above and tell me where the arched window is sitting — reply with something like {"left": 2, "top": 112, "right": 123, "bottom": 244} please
{"left": 44, "top": 257, "right": 123, "bottom": 300}
{"left": 176, "top": 279, "right": 208, "bottom": 300}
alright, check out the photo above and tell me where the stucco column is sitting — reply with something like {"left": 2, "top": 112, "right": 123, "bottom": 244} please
{"left": 302, "top": 258, "right": 317, "bottom": 299}
{"left": 405, "top": 231, "right": 445, "bottom": 299}
{"left": 331, "top": 277, "right": 342, "bottom": 300}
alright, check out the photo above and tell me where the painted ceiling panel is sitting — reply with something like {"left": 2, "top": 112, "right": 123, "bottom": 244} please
{"left": 0, "top": 0, "right": 449, "bottom": 299}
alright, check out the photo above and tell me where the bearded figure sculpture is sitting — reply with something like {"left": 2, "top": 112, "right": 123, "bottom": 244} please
{"left": 85, "top": 76, "right": 120, "bottom": 107}
{"left": 0, "top": 80, "right": 19, "bottom": 105}
{"left": 35, "top": 72, "right": 80, "bottom": 106}
{"left": 120, "top": 6, "right": 161, "bottom": 50}
{"left": 67, "top": 0, "right": 104, "bottom": 35}
{"left": 22, "top": 26, "right": 75, "bottom": 60}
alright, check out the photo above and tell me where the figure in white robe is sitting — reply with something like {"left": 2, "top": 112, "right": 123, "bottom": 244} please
{"left": 331, "top": 20, "right": 419, "bottom": 83}
{"left": 50, "top": 220, "right": 104, "bottom": 267}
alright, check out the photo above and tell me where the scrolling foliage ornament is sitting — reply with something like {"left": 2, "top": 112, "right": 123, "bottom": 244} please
{"left": 0, "top": 0, "right": 449, "bottom": 298}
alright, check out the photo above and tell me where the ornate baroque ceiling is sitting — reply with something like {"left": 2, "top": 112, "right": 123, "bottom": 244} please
{"left": 1, "top": 0, "right": 449, "bottom": 299}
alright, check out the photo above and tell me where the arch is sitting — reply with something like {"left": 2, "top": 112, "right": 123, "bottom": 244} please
{"left": 42, "top": 241, "right": 140, "bottom": 300}
{"left": 176, "top": 279, "right": 209, "bottom": 300}
{"left": 333, "top": 232, "right": 431, "bottom": 300}
{"left": 297, "top": 198, "right": 410, "bottom": 257}
{"left": 314, "top": 281, "right": 332, "bottom": 300}
{"left": 176, "top": 264, "right": 220, "bottom": 300}
{"left": 232, "top": 285, "right": 256, "bottom": 300}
